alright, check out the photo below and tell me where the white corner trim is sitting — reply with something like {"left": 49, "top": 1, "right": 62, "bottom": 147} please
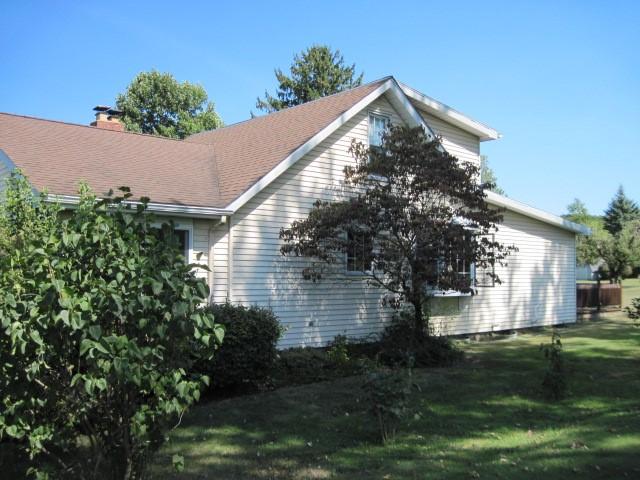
{"left": 485, "top": 191, "right": 591, "bottom": 235}
{"left": 398, "top": 81, "right": 501, "bottom": 142}
{"left": 225, "top": 78, "right": 439, "bottom": 213}
{"left": 46, "top": 194, "right": 231, "bottom": 218}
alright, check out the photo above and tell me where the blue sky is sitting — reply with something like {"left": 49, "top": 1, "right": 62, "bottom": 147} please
{"left": 1, "top": 1, "right": 638, "bottom": 215}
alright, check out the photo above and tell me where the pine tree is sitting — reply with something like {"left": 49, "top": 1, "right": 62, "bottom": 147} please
{"left": 603, "top": 186, "right": 640, "bottom": 235}
{"left": 256, "top": 45, "right": 363, "bottom": 113}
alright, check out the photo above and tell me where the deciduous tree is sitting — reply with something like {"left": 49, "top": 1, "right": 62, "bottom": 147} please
{"left": 0, "top": 173, "right": 223, "bottom": 479}
{"left": 280, "top": 126, "right": 515, "bottom": 338}
{"left": 480, "top": 155, "right": 505, "bottom": 195}
{"left": 116, "top": 70, "right": 223, "bottom": 138}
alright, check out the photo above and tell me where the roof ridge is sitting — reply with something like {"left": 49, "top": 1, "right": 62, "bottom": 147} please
{"left": 0, "top": 111, "right": 196, "bottom": 144}
{"left": 185, "top": 76, "right": 393, "bottom": 143}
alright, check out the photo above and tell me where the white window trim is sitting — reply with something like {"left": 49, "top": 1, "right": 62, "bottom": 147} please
{"left": 368, "top": 112, "right": 390, "bottom": 148}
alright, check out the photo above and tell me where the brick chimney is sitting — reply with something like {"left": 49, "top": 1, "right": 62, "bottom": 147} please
{"left": 91, "top": 105, "right": 124, "bottom": 131}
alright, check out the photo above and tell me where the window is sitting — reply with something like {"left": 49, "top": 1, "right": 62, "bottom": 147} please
{"left": 432, "top": 231, "right": 476, "bottom": 296}
{"left": 152, "top": 226, "right": 191, "bottom": 263}
{"left": 368, "top": 113, "right": 389, "bottom": 148}
{"left": 346, "top": 232, "right": 373, "bottom": 273}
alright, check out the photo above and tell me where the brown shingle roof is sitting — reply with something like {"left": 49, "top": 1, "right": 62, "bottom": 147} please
{"left": 0, "top": 78, "right": 387, "bottom": 209}
{"left": 185, "top": 79, "right": 387, "bottom": 205}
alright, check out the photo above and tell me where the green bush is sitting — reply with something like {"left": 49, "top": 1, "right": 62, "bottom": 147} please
{"left": 361, "top": 367, "right": 414, "bottom": 444}
{"left": 0, "top": 173, "right": 223, "bottom": 479}
{"left": 327, "top": 334, "right": 350, "bottom": 365}
{"left": 540, "top": 330, "right": 567, "bottom": 401}
{"left": 378, "top": 311, "right": 462, "bottom": 367}
{"left": 626, "top": 297, "right": 640, "bottom": 323}
{"left": 203, "top": 302, "right": 283, "bottom": 391}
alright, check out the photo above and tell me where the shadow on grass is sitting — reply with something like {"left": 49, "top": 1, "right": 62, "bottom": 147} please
{"left": 153, "top": 315, "right": 640, "bottom": 480}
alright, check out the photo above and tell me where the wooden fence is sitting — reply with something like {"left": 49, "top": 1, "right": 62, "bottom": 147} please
{"left": 577, "top": 283, "right": 622, "bottom": 311}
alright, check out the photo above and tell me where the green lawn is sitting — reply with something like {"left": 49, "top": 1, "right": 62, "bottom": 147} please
{"left": 154, "top": 287, "right": 640, "bottom": 479}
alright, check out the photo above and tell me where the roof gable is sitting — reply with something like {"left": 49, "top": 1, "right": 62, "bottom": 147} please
{"left": 189, "top": 77, "right": 433, "bottom": 212}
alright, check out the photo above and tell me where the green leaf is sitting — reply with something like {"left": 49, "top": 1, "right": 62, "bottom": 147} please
{"left": 80, "top": 338, "right": 94, "bottom": 356}
{"left": 29, "top": 330, "right": 44, "bottom": 346}
{"left": 214, "top": 325, "right": 225, "bottom": 344}
{"left": 172, "top": 454, "right": 184, "bottom": 472}
{"left": 57, "top": 310, "right": 70, "bottom": 325}
{"left": 151, "top": 280, "right": 163, "bottom": 296}
{"left": 88, "top": 325, "right": 102, "bottom": 340}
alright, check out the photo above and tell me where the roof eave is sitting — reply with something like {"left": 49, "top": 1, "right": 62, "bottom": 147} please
{"left": 47, "top": 194, "right": 232, "bottom": 219}
{"left": 398, "top": 81, "right": 501, "bottom": 142}
{"left": 485, "top": 191, "right": 591, "bottom": 235}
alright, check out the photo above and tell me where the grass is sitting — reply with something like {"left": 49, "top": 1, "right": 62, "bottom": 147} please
{"left": 152, "top": 284, "right": 640, "bottom": 479}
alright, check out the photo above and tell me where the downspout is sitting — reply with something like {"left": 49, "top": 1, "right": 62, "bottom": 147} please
{"left": 227, "top": 215, "right": 233, "bottom": 303}
{"left": 207, "top": 217, "right": 224, "bottom": 304}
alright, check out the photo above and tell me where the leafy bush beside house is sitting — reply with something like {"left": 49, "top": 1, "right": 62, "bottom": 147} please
{"left": 202, "top": 302, "right": 283, "bottom": 392}
{"left": 0, "top": 173, "right": 223, "bottom": 479}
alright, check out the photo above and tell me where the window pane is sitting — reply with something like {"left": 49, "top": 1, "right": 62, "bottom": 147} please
{"left": 347, "top": 232, "right": 372, "bottom": 272}
{"left": 369, "top": 114, "right": 388, "bottom": 147}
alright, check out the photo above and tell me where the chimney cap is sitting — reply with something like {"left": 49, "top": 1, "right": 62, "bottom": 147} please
{"left": 93, "top": 105, "right": 111, "bottom": 112}
{"left": 106, "top": 108, "right": 123, "bottom": 116}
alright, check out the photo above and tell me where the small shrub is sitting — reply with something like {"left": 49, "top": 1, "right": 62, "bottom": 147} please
{"left": 626, "top": 297, "right": 640, "bottom": 323}
{"left": 379, "top": 312, "right": 462, "bottom": 367}
{"left": 361, "top": 367, "right": 414, "bottom": 444}
{"left": 274, "top": 347, "right": 337, "bottom": 386}
{"left": 203, "top": 302, "right": 283, "bottom": 392}
{"left": 327, "top": 334, "right": 350, "bottom": 366}
{"left": 540, "top": 330, "right": 567, "bottom": 401}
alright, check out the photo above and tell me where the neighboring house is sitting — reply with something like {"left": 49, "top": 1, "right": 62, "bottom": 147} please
{"left": 0, "top": 76, "right": 589, "bottom": 347}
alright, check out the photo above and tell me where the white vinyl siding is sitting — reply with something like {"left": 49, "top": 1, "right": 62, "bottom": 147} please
{"left": 192, "top": 219, "right": 211, "bottom": 281}
{"left": 208, "top": 93, "right": 577, "bottom": 347}
{"left": 418, "top": 109, "right": 481, "bottom": 166}
{"left": 430, "top": 210, "right": 577, "bottom": 335}
{"left": 214, "top": 95, "right": 404, "bottom": 347}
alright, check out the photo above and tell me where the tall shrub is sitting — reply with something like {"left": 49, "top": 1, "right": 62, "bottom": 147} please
{"left": 0, "top": 173, "right": 223, "bottom": 479}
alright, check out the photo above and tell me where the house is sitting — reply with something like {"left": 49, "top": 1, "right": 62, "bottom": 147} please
{"left": 0, "top": 76, "right": 589, "bottom": 347}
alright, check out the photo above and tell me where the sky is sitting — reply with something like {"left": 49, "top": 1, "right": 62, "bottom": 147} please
{"left": 1, "top": 0, "right": 638, "bottom": 216}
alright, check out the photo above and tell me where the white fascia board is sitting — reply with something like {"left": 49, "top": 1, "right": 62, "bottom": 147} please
{"left": 485, "top": 191, "right": 591, "bottom": 235}
{"left": 47, "top": 194, "right": 231, "bottom": 219}
{"left": 398, "top": 81, "right": 501, "bottom": 142}
{"left": 225, "top": 78, "right": 438, "bottom": 213}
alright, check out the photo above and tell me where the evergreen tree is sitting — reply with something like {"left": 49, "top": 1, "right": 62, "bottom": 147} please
{"left": 256, "top": 45, "right": 363, "bottom": 113}
{"left": 603, "top": 186, "right": 640, "bottom": 235}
